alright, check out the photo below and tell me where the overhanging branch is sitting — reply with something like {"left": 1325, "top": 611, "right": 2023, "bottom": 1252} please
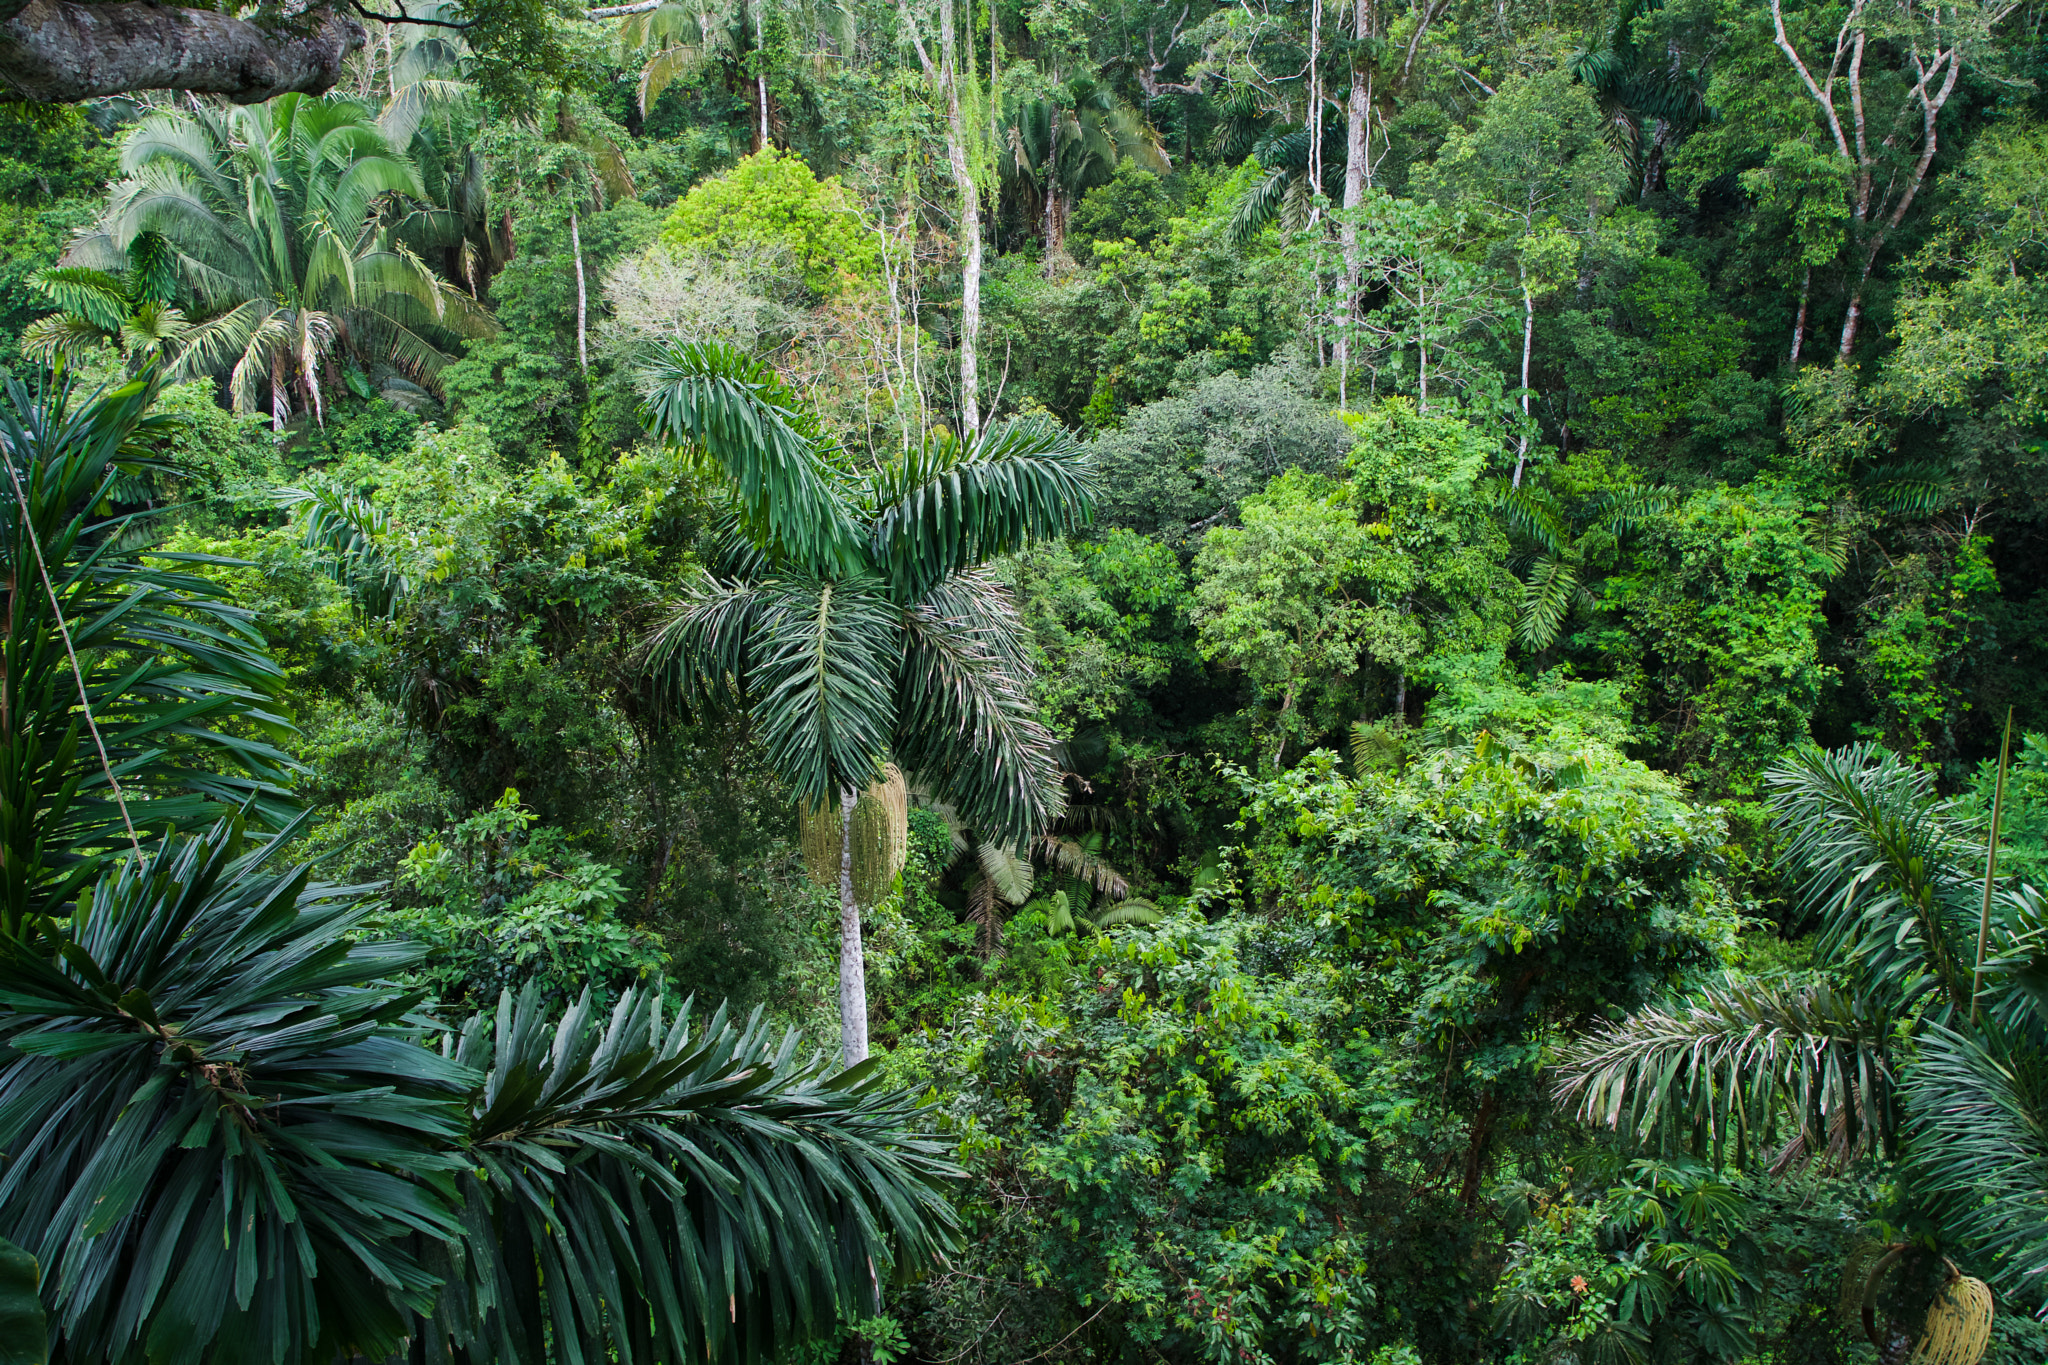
{"left": 0, "top": 0, "right": 366, "bottom": 103}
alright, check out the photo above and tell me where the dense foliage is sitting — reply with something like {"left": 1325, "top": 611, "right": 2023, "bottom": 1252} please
{"left": 3, "top": 0, "right": 2048, "bottom": 1358}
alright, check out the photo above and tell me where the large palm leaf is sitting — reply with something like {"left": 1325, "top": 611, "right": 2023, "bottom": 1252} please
{"left": 420, "top": 982, "right": 962, "bottom": 1365}
{"left": 1767, "top": 743, "right": 1980, "bottom": 1014}
{"left": 0, "top": 821, "right": 471, "bottom": 1365}
{"left": 1901, "top": 1022, "right": 2048, "bottom": 1312}
{"left": 84, "top": 94, "right": 491, "bottom": 427}
{"left": 0, "top": 371, "right": 300, "bottom": 931}
{"left": 1556, "top": 981, "right": 1898, "bottom": 1167}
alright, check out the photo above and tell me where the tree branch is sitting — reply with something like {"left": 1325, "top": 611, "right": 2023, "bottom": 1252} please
{"left": 0, "top": 0, "right": 365, "bottom": 103}
{"left": 587, "top": 0, "right": 664, "bottom": 15}
{"left": 350, "top": 0, "right": 471, "bottom": 30}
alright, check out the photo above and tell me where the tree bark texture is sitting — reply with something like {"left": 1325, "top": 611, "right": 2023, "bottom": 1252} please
{"left": 837, "top": 786, "right": 870, "bottom": 1067}
{"left": 0, "top": 0, "right": 364, "bottom": 104}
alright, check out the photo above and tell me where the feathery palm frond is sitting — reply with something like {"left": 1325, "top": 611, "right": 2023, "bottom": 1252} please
{"left": 640, "top": 340, "right": 865, "bottom": 577}
{"left": 426, "top": 983, "right": 961, "bottom": 1365}
{"left": 1901, "top": 1022, "right": 2048, "bottom": 1313}
{"left": 0, "top": 820, "right": 470, "bottom": 1365}
{"left": 868, "top": 417, "right": 1094, "bottom": 599}
{"left": 280, "top": 482, "right": 411, "bottom": 619}
{"left": 1766, "top": 743, "right": 1980, "bottom": 1015}
{"left": 895, "top": 571, "right": 1062, "bottom": 846}
{"left": 1555, "top": 982, "right": 1898, "bottom": 1168}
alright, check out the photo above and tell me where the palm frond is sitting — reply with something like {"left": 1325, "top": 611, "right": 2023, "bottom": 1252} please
{"left": 1556, "top": 981, "right": 1897, "bottom": 1168}
{"left": 1902, "top": 1022, "right": 2048, "bottom": 1312}
{"left": 893, "top": 571, "right": 1061, "bottom": 847}
{"left": 279, "top": 482, "right": 410, "bottom": 619}
{"left": 639, "top": 340, "right": 865, "bottom": 577}
{"left": 738, "top": 574, "right": 899, "bottom": 809}
{"left": 867, "top": 416, "right": 1095, "bottom": 600}
{"left": 0, "top": 822, "right": 470, "bottom": 1365}
{"left": 976, "top": 842, "right": 1034, "bottom": 905}
{"left": 1766, "top": 744, "right": 1980, "bottom": 1015}
{"left": 431, "top": 982, "right": 963, "bottom": 1365}
{"left": 0, "top": 371, "right": 302, "bottom": 925}
{"left": 1517, "top": 555, "right": 1582, "bottom": 650}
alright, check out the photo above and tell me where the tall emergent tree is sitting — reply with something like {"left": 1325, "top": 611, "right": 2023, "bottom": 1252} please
{"left": 640, "top": 340, "right": 1093, "bottom": 1064}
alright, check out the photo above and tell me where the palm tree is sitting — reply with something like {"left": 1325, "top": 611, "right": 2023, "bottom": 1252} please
{"left": 0, "top": 370, "right": 961, "bottom": 1365}
{"left": 1490, "top": 480, "right": 1671, "bottom": 651}
{"left": 1226, "top": 116, "right": 1347, "bottom": 249}
{"left": 639, "top": 340, "right": 1095, "bottom": 1064}
{"left": 1555, "top": 743, "right": 2048, "bottom": 1325}
{"left": 73, "top": 94, "right": 493, "bottom": 432}
{"left": 999, "top": 77, "right": 1171, "bottom": 261}
{"left": 1567, "top": 0, "right": 1709, "bottom": 192}
{"left": 20, "top": 232, "right": 188, "bottom": 372}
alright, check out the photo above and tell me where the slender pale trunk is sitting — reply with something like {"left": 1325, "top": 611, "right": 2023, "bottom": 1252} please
{"left": 1307, "top": 0, "right": 1324, "bottom": 212}
{"left": 1513, "top": 265, "right": 1533, "bottom": 486}
{"left": 1338, "top": 19, "right": 1369, "bottom": 407}
{"left": 1789, "top": 265, "right": 1810, "bottom": 366}
{"left": 938, "top": 0, "right": 981, "bottom": 435}
{"left": 570, "top": 206, "right": 589, "bottom": 374}
{"left": 837, "top": 786, "right": 869, "bottom": 1066}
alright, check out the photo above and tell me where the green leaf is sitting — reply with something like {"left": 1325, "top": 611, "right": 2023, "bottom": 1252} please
{"left": 0, "top": 1236, "right": 43, "bottom": 1365}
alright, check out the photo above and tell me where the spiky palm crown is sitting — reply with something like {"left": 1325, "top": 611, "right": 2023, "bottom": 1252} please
{"left": 640, "top": 340, "right": 1094, "bottom": 850}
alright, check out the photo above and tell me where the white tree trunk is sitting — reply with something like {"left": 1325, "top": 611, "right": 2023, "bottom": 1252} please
{"left": 570, "top": 206, "right": 589, "bottom": 374}
{"left": 836, "top": 786, "right": 869, "bottom": 1067}
{"left": 1513, "top": 267, "right": 1533, "bottom": 486}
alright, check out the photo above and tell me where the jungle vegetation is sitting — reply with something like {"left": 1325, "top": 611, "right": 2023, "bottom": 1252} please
{"left": 1, "top": 0, "right": 2047, "bottom": 1361}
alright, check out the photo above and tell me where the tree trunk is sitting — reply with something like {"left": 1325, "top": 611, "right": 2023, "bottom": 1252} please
{"left": 939, "top": 0, "right": 981, "bottom": 435}
{"left": 570, "top": 205, "right": 589, "bottom": 374}
{"left": 1337, "top": 21, "right": 1370, "bottom": 407}
{"left": 270, "top": 350, "right": 291, "bottom": 433}
{"left": 1513, "top": 267, "right": 1533, "bottom": 486}
{"left": 1790, "top": 264, "right": 1810, "bottom": 366}
{"left": 837, "top": 786, "right": 869, "bottom": 1067}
